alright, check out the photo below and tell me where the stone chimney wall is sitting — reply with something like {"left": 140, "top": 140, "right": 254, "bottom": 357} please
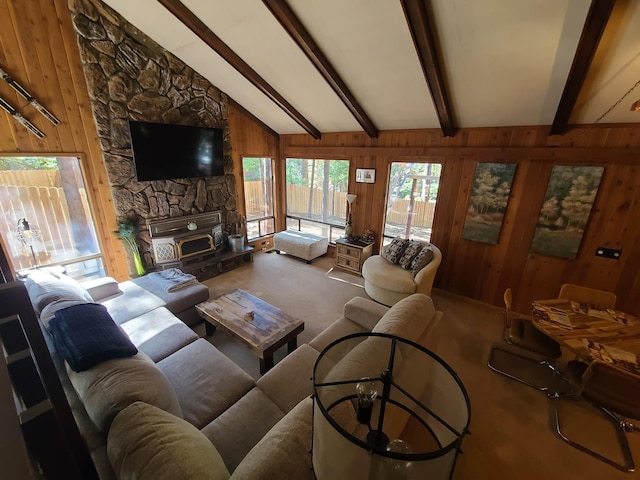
{"left": 69, "top": 0, "right": 237, "bottom": 273}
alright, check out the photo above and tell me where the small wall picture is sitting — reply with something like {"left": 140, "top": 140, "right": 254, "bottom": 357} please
{"left": 531, "top": 165, "right": 604, "bottom": 259}
{"left": 462, "top": 162, "right": 517, "bottom": 244}
{"left": 356, "top": 168, "right": 376, "bottom": 183}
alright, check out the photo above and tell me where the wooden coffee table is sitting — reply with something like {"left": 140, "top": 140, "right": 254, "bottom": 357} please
{"left": 196, "top": 289, "right": 304, "bottom": 374}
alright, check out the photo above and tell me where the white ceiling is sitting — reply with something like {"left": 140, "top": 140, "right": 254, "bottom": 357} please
{"left": 102, "top": 0, "right": 640, "bottom": 136}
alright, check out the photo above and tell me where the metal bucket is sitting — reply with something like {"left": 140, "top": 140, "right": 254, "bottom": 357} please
{"left": 228, "top": 234, "right": 245, "bottom": 252}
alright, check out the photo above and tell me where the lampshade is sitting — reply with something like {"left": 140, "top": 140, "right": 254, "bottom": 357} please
{"left": 312, "top": 333, "right": 470, "bottom": 480}
{"left": 346, "top": 194, "right": 357, "bottom": 204}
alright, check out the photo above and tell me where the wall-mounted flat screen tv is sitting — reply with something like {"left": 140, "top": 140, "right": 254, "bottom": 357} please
{"left": 129, "top": 120, "right": 224, "bottom": 181}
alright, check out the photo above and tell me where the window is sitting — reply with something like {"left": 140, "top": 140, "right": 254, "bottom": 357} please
{"left": 242, "top": 157, "right": 275, "bottom": 240}
{"left": 383, "top": 162, "right": 442, "bottom": 244}
{"left": 285, "top": 158, "right": 349, "bottom": 242}
{"left": 0, "top": 156, "right": 105, "bottom": 280}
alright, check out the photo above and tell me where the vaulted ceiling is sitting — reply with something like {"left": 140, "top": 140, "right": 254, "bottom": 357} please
{"left": 102, "top": 0, "right": 640, "bottom": 138}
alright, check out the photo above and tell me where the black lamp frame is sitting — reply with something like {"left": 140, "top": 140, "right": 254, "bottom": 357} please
{"left": 311, "top": 332, "right": 471, "bottom": 479}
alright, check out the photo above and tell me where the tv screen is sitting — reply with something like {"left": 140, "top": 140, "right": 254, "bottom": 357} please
{"left": 129, "top": 121, "right": 224, "bottom": 181}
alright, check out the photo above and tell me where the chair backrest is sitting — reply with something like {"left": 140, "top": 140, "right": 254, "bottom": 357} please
{"left": 558, "top": 284, "right": 617, "bottom": 310}
{"left": 503, "top": 288, "right": 514, "bottom": 332}
{"left": 581, "top": 361, "right": 640, "bottom": 420}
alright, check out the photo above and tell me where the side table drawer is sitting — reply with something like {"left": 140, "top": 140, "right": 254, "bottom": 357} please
{"left": 336, "top": 255, "right": 360, "bottom": 272}
{"left": 336, "top": 244, "right": 359, "bottom": 259}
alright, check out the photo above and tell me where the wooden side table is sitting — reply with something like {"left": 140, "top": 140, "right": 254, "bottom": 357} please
{"left": 334, "top": 238, "right": 373, "bottom": 276}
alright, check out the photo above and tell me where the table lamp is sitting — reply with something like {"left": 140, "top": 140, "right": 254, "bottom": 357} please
{"left": 345, "top": 194, "right": 357, "bottom": 238}
{"left": 312, "top": 333, "right": 470, "bottom": 480}
{"left": 15, "top": 218, "right": 40, "bottom": 267}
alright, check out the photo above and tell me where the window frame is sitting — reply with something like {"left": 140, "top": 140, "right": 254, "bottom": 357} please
{"left": 284, "top": 158, "right": 350, "bottom": 243}
{"left": 382, "top": 161, "right": 442, "bottom": 245}
{"left": 241, "top": 156, "right": 276, "bottom": 241}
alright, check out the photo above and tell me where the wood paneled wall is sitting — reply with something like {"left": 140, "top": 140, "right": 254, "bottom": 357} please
{"left": 281, "top": 126, "right": 640, "bottom": 315}
{"left": 228, "top": 101, "right": 280, "bottom": 231}
{"left": 0, "top": 0, "right": 128, "bottom": 279}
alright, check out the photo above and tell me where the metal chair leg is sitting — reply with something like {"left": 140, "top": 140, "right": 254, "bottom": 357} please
{"left": 487, "top": 343, "right": 560, "bottom": 391}
{"left": 551, "top": 396, "right": 636, "bottom": 472}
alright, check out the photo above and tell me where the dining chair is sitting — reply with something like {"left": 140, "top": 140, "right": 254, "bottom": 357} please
{"left": 558, "top": 284, "right": 617, "bottom": 310}
{"left": 488, "top": 288, "right": 563, "bottom": 391}
{"left": 551, "top": 360, "right": 640, "bottom": 472}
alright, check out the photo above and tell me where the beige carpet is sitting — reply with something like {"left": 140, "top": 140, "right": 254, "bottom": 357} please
{"left": 199, "top": 251, "right": 640, "bottom": 480}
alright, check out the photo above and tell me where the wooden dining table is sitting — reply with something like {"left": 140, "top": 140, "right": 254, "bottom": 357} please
{"left": 531, "top": 299, "right": 640, "bottom": 375}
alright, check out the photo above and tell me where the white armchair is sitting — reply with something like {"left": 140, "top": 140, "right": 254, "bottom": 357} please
{"left": 362, "top": 243, "right": 442, "bottom": 306}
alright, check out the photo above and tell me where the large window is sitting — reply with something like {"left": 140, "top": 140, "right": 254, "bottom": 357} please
{"left": 383, "top": 162, "right": 441, "bottom": 244}
{"left": 0, "top": 156, "right": 104, "bottom": 279}
{"left": 242, "top": 157, "right": 275, "bottom": 240}
{"left": 285, "top": 158, "right": 349, "bottom": 242}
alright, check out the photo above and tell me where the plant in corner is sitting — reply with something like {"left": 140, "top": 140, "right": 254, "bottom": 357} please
{"left": 114, "top": 217, "right": 146, "bottom": 277}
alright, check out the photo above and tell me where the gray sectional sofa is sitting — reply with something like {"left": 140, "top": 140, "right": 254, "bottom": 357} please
{"left": 24, "top": 269, "right": 444, "bottom": 480}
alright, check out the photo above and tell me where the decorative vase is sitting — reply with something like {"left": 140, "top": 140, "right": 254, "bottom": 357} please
{"left": 132, "top": 249, "right": 146, "bottom": 277}
{"left": 345, "top": 223, "right": 353, "bottom": 239}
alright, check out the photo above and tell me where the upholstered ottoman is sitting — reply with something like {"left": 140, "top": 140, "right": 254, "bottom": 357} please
{"left": 273, "top": 230, "right": 328, "bottom": 264}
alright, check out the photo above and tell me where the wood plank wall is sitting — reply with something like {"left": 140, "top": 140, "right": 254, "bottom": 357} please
{"left": 0, "top": 0, "right": 128, "bottom": 280}
{"left": 3, "top": 0, "right": 640, "bottom": 318}
{"left": 280, "top": 126, "right": 640, "bottom": 315}
{"left": 227, "top": 102, "right": 281, "bottom": 232}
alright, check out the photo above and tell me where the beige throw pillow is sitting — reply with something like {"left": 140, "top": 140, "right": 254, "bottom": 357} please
{"left": 108, "top": 401, "right": 230, "bottom": 480}
{"left": 68, "top": 351, "right": 182, "bottom": 432}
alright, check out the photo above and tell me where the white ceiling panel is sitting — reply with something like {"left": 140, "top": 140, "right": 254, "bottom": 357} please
{"left": 432, "top": 0, "right": 591, "bottom": 127}
{"left": 287, "top": 0, "right": 440, "bottom": 130}
{"left": 571, "top": 0, "right": 640, "bottom": 124}
{"left": 182, "top": 0, "right": 360, "bottom": 133}
{"left": 100, "top": 0, "right": 640, "bottom": 135}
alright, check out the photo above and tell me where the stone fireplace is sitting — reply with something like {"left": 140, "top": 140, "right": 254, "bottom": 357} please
{"left": 70, "top": 0, "right": 240, "bottom": 276}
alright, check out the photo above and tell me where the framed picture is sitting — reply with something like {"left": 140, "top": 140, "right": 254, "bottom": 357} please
{"left": 530, "top": 165, "right": 604, "bottom": 259}
{"left": 356, "top": 168, "right": 376, "bottom": 183}
{"left": 462, "top": 162, "right": 517, "bottom": 244}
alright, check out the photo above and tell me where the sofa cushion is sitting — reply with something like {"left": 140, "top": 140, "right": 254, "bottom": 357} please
{"left": 158, "top": 339, "right": 255, "bottom": 429}
{"left": 99, "top": 280, "right": 165, "bottom": 324}
{"left": 410, "top": 245, "right": 435, "bottom": 277}
{"left": 120, "top": 307, "right": 198, "bottom": 362}
{"left": 398, "top": 240, "right": 423, "bottom": 269}
{"left": 229, "top": 397, "right": 314, "bottom": 480}
{"left": 68, "top": 351, "right": 182, "bottom": 432}
{"left": 308, "top": 317, "right": 368, "bottom": 353}
{"left": 342, "top": 296, "right": 389, "bottom": 331}
{"left": 372, "top": 293, "right": 434, "bottom": 343}
{"left": 202, "top": 388, "right": 285, "bottom": 472}
{"left": 380, "top": 237, "right": 408, "bottom": 264}
{"left": 131, "top": 274, "right": 209, "bottom": 314}
{"left": 82, "top": 277, "right": 121, "bottom": 301}
{"left": 39, "top": 298, "right": 88, "bottom": 332}
{"left": 257, "top": 344, "right": 319, "bottom": 412}
{"left": 108, "top": 401, "right": 230, "bottom": 480}
{"left": 49, "top": 303, "right": 137, "bottom": 372}
{"left": 362, "top": 255, "right": 417, "bottom": 294}
{"left": 24, "top": 270, "right": 92, "bottom": 313}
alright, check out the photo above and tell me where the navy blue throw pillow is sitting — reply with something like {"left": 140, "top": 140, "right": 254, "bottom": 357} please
{"left": 49, "top": 303, "right": 137, "bottom": 372}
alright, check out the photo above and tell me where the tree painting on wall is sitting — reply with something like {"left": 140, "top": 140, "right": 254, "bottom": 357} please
{"left": 531, "top": 165, "right": 604, "bottom": 259}
{"left": 462, "top": 163, "right": 517, "bottom": 244}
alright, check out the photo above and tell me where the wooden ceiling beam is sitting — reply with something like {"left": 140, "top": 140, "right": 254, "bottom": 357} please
{"left": 550, "top": 0, "right": 616, "bottom": 136}
{"left": 157, "top": 0, "right": 321, "bottom": 139}
{"left": 401, "top": 0, "right": 456, "bottom": 137}
{"left": 263, "top": 0, "right": 379, "bottom": 138}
